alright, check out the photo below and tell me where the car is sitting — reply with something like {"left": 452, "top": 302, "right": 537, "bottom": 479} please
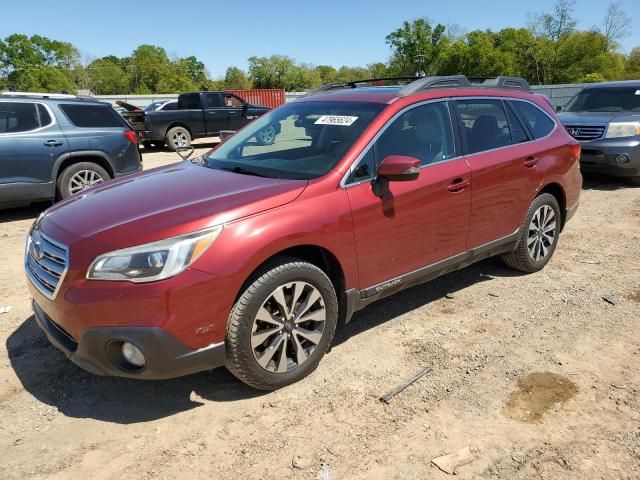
{"left": 0, "top": 92, "right": 142, "bottom": 208}
{"left": 143, "top": 100, "right": 177, "bottom": 113}
{"left": 25, "top": 75, "right": 582, "bottom": 390}
{"left": 558, "top": 80, "right": 640, "bottom": 185}
{"left": 119, "top": 91, "right": 276, "bottom": 151}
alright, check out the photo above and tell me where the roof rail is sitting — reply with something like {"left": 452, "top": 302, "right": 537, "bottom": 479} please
{"left": 1, "top": 91, "right": 80, "bottom": 99}
{"left": 302, "top": 76, "right": 424, "bottom": 97}
{"left": 467, "top": 76, "right": 531, "bottom": 91}
{"left": 396, "top": 75, "right": 473, "bottom": 97}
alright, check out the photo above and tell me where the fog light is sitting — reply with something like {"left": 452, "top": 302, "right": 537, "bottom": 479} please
{"left": 121, "top": 342, "right": 146, "bottom": 367}
{"left": 615, "top": 154, "right": 629, "bottom": 164}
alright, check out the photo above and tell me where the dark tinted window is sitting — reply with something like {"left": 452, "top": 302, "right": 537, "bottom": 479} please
{"left": 178, "top": 93, "right": 202, "bottom": 109}
{"left": 0, "top": 102, "right": 42, "bottom": 133}
{"left": 162, "top": 101, "right": 177, "bottom": 111}
{"left": 376, "top": 102, "right": 455, "bottom": 166}
{"left": 456, "top": 100, "right": 512, "bottom": 154}
{"left": 37, "top": 104, "right": 52, "bottom": 126}
{"left": 222, "top": 94, "right": 245, "bottom": 107}
{"left": 563, "top": 87, "right": 640, "bottom": 112}
{"left": 512, "top": 101, "right": 555, "bottom": 139}
{"left": 60, "top": 104, "right": 122, "bottom": 127}
{"left": 203, "top": 93, "right": 222, "bottom": 108}
{"left": 505, "top": 103, "right": 529, "bottom": 143}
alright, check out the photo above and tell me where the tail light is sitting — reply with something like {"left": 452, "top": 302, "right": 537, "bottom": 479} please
{"left": 569, "top": 143, "right": 581, "bottom": 159}
{"left": 123, "top": 130, "right": 138, "bottom": 145}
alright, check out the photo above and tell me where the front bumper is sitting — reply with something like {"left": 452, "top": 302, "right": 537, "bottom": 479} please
{"left": 33, "top": 301, "right": 225, "bottom": 379}
{"left": 579, "top": 137, "right": 640, "bottom": 178}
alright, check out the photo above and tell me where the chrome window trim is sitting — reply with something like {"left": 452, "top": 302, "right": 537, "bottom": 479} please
{"left": 25, "top": 228, "right": 69, "bottom": 301}
{"left": 340, "top": 95, "right": 558, "bottom": 189}
{"left": 340, "top": 98, "right": 460, "bottom": 188}
{"left": 0, "top": 101, "right": 57, "bottom": 136}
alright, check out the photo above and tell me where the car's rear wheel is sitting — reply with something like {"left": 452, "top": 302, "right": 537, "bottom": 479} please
{"left": 57, "top": 162, "right": 110, "bottom": 200}
{"left": 255, "top": 125, "right": 276, "bottom": 146}
{"left": 225, "top": 259, "right": 338, "bottom": 390}
{"left": 501, "top": 193, "right": 561, "bottom": 273}
{"left": 166, "top": 126, "right": 191, "bottom": 151}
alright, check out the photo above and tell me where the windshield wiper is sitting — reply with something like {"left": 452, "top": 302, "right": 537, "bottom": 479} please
{"left": 219, "top": 166, "right": 269, "bottom": 178}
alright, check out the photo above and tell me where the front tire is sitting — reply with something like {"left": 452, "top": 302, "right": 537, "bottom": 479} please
{"left": 255, "top": 125, "right": 276, "bottom": 146}
{"left": 225, "top": 259, "right": 338, "bottom": 390}
{"left": 501, "top": 193, "right": 561, "bottom": 273}
{"left": 165, "top": 126, "right": 191, "bottom": 152}
{"left": 57, "top": 162, "right": 110, "bottom": 200}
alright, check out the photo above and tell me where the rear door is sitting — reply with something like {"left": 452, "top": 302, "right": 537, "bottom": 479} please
{"left": 346, "top": 101, "right": 472, "bottom": 289}
{"left": 453, "top": 98, "right": 545, "bottom": 249}
{"left": 0, "top": 101, "right": 69, "bottom": 187}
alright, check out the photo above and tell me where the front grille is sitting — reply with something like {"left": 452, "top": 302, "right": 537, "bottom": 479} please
{"left": 25, "top": 228, "right": 69, "bottom": 299}
{"left": 564, "top": 125, "right": 605, "bottom": 141}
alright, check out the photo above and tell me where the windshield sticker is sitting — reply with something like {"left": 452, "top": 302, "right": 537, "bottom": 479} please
{"left": 315, "top": 115, "right": 359, "bottom": 126}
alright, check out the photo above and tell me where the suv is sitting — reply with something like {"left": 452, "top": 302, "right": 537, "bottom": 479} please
{"left": 119, "top": 91, "right": 275, "bottom": 151}
{"left": 558, "top": 81, "right": 640, "bottom": 185}
{"left": 25, "top": 76, "right": 581, "bottom": 390}
{"left": 0, "top": 92, "right": 141, "bottom": 208}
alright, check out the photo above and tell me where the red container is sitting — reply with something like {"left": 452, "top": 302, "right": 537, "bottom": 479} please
{"left": 225, "top": 89, "right": 285, "bottom": 109}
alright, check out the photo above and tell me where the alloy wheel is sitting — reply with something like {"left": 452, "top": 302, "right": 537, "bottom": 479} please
{"left": 527, "top": 204, "right": 556, "bottom": 262}
{"left": 172, "top": 131, "right": 188, "bottom": 148}
{"left": 251, "top": 281, "right": 326, "bottom": 373}
{"left": 69, "top": 170, "right": 105, "bottom": 194}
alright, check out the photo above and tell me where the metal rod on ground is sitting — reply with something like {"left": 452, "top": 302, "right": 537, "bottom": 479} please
{"left": 379, "top": 367, "right": 432, "bottom": 404}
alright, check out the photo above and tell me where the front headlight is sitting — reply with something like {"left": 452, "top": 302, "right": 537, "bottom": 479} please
{"left": 605, "top": 122, "right": 640, "bottom": 139}
{"left": 87, "top": 226, "right": 222, "bottom": 282}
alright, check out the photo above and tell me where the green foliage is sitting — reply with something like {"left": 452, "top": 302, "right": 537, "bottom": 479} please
{"left": 0, "top": 0, "right": 637, "bottom": 95}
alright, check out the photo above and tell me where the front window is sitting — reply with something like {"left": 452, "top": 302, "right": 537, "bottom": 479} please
{"left": 564, "top": 87, "right": 640, "bottom": 113}
{"left": 204, "top": 101, "right": 384, "bottom": 180}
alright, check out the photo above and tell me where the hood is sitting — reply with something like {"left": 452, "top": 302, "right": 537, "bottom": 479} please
{"left": 45, "top": 162, "right": 307, "bottom": 247}
{"left": 558, "top": 111, "right": 640, "bottom": 125}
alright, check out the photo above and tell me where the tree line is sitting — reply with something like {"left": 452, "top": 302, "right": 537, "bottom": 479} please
{"left": 1, "top": 0, "right": 638, "bottom": 94}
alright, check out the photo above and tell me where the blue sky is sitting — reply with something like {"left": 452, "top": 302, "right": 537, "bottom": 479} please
{"left": 2, "top": 0, "right": 638, "bottom": 78}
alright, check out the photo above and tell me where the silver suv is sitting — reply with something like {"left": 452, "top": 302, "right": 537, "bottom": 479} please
{"left": 0, "top": 92, "right": 142, "bottom": 208}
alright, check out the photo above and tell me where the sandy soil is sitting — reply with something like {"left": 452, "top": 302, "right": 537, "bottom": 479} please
{"left": 1, "top": 148, "right": 639, "bottom": 479}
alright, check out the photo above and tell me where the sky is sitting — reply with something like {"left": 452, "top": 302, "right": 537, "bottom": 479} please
{"left": 1, "top": 0, "right": 638, "bottom": 78}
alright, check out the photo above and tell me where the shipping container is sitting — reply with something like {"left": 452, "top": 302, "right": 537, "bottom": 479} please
{"left": 225, "top": 89, "right": 286, "bottom": 109}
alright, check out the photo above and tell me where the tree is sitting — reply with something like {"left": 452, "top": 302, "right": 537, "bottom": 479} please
{"left": 87, "top": 56, "right": 129, "bottom": 94}
{"left": 179, "top": 56, "right": 208, "bottom": 86}
{"left": 385, "top": 18, "right": 447, "bottom": 76}
{"left": 129, "top": 44, "right": 171, "bottom": 93}
{"left": 223, "top": 66, "right": 251, "bottom": 89}
{"left": 601, "top": 2, "right": 631, "bottom": 52}
{"left": 623, "top": 47, "right": 640, "bottom": 79}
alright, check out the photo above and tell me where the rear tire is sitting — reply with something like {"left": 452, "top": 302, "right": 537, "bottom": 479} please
{"left": 165, "top": 126, "right": 191, "bottom": 152}
{"left": 501, "top": 193, "right": 561, "bottom": 273}
{"left": 57, "top": 162, "right": 110, "bottom": 200}
{"left": 225, "top": 258, "right": 338, "bottom": 390}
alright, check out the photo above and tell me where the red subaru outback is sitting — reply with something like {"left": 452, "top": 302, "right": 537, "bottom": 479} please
{"left": 25, "top": 76, "right": 582, "bottom": 390}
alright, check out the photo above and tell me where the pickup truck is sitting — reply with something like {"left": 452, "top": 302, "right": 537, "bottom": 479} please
{"left": 118, "top": 91, "right": 276, "bottom": 151}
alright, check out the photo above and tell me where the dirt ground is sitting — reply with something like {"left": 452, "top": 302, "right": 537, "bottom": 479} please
{"left": 1, "top": 144, "right": 639, "bottom": 479}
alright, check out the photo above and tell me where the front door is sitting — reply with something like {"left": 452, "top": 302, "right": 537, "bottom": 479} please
{"left": 346, "top": 101, "right": 472, "bottom": 290}
{"left": 222, "top": 93, "right": 248, "bottom": 131}
{"left": 203, "top": 92, "right": 231, "bottom": 134}
{"left": 0, "top": 101, "right": 69, "bottom": 189}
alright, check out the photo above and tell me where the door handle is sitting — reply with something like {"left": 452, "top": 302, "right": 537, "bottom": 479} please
{"left": 448, "top": 178, "right": 470, "bottom": 193}
{"left": 524, "top": 156, "right": 539, "bottom": 168}
{"left": 208, "top": 111, "right": 216, "bottom": 115}
{"left": 44, "top": 140, "right": 63, "bottom": 147}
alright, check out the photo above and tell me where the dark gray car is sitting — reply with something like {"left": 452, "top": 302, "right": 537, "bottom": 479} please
{"left": 558, "top": 81, "right": 640, "bottom": 185}
{"left": 0, "top": 93, "right": 142, "bottom": 208}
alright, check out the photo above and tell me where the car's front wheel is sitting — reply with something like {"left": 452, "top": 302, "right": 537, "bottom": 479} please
{"left": 225, "top": 259, "right": 338, "bottom": 390}
{"left": 501, "top": 193, "right": 562, "bottom": 273}
{"left": 255, "top": 125, "right": 276, "bottom": 146}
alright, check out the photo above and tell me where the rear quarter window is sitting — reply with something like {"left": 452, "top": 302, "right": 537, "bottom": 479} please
{"left": 59, "top": 104, "right": 124, "bottom": 128}
{"left": 511, "top": 101, "right": 555, "bottom": 139}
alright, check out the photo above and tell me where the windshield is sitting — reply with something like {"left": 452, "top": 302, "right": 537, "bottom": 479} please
{"left": 564, "top": 87, "right": 640, "bottom": 113}
{"left": 204, "top": 101, "right": 385, "bottom": 180}
{"left": 144, "top": 102, "right": 164, "bottom": 112}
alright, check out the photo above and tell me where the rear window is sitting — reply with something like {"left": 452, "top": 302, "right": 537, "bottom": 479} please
{"left": 512, "top": 101, "right": 555, "bottom": 139}
{"left": 60, "top": 104, "right": 123, "bottom": 128}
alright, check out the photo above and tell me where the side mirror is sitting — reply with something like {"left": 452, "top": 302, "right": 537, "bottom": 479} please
{"left": 555, "top": 105, "right": 563, "bottom": 112}
{"left": 219, "top": 130, "right": 237, "bottom": 143}
{"left": 377, "top": 155, "right": 420, "bottom": 182}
